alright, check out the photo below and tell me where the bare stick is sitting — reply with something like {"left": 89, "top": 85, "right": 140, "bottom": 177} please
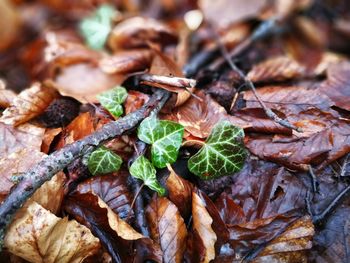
{"left": 210, "top": 24, "right": 301, "bottom": 132}
{"left": 0, "top": 89, "right": 170, "bottom": 248}
{"left": 139, "top": 74, "right": 196, "bottom": 89}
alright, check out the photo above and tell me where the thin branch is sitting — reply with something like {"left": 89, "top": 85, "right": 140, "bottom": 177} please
{"left": 139, "top": 74, "right": 196, "bottom": 89}
{"left": 308, "top": 165, "right": 319, "bottom": 193}
{"left": 0, "top": 89, "right": 170, "bottom": 248}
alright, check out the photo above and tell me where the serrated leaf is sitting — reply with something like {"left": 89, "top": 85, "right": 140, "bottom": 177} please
{"left": 188, "top": 121, "right": 246, "bottom": 179}
{"left": 138, "top": 115, "right": 184, "bottom": 168}
{"left": 129, "top": 156, "right": 165, "bottom": 196}
{"left": 80, "top": 4, "right": 116, "bottom": 50}
{"left": 88, "top": 146, "right": 122, "bottom": 175}
{"left": 97, "top": 86, "right": 128, "bottom": 117}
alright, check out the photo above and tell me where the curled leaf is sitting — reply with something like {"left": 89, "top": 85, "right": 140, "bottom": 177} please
{"left": 138, "top": 115, "right": 184, "bottom": 168}
{"left": 88, "top": 146, "right": 123, "bottom": 175}
{"left": 97, "top": 86, "right": 128, "bottom": 118}
{"left": 188, "top": 121, "right": 246, "bottom": 179}
{"left": 129, "top": 156, "right": 165, "bottom": 196}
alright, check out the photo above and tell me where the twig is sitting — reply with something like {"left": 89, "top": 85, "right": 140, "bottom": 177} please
{"left": 139, "top": 74, "right": 196, "bottom": 89}
{"left": 127, "top": 140, "right": 150, "bottom": 237}
{"left": 0, "top": 89, "right": 170, "bottom": 248}
{"left": 209, "top": 24, "right": 302, "bottom": 132}
{"left": 308, "top": 165, "right": 319, "bottom": 193}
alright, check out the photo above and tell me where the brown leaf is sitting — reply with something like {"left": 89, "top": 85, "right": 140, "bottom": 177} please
{"left": 64, "top": 193, "right": 163, "bottom": 263}
{"left": 0, "top": 80, "right": 16, "bottom": 108}
{"left": 199, "top": 0, "right": 268, "bottom": 28}
{"left": 319, "top": 61, "right": 350, "bottom": 111}
{"left": 166, "top": 165, "right": 193, "bottom": 219}
{"left": 76, "top": 172, "right": 134, "bottom": 221}
{"left": 4, "top": 202, "right": 100, "bottom": 263}
{"left": 192, "top": 191, "right": 217, "bottom": 263}
{"left": 41, "top": 127, "right": 62, "bottom": 154}
{"left": 99, "top": 49, "right": 153, "bottom": 74}
{"left": 124, "top": 90, "right": 149, "bottom": 115}
{"left": 0, "top": 0, "right": 20, "bottom": 51}
{"left": 0, "top": 82, "right": 59, "bottom": 126}
{"left": 146, "top": 196, "right": 188, "bottom": 263}
{"left": 0, "top": 123, "right": 45, "bottom": 158}
{"left": 252, "top": 216, "right": 314, "bottom": 262}
{"left": 108, "top": 16, "right": 177, "bottom": 51}
{"left": 247, "top": 56, "right": 308, "bottom": 83}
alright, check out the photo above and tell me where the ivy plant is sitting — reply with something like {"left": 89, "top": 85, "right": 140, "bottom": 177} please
{"left": 88, "top": 146, "right": 122, "bottom": 175}
{"left": 188, "top": 121, "right": 246, "bottom": 180}
{"left": 137, "top": 115, "right": 184, "bottom": 168}
{"left": 129, "top": 155, "right": 166, "bottom": 196}
{"left": 80, "top": 4, "right": 116, "bottom": 50}
{"left": 97, "top": 86, "right": 128, "bottom": 118}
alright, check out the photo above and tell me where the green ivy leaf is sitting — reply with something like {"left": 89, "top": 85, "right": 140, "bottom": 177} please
{"left": 129, "top": 156, "right": 166, "bottom": 196}
{"left": 80, "top": 4, "right": 116, "bottom": 50}
{"left": 97, "top": 86, "right": 128, "bottom": 117}
{"left": 188, "top": 121, "right": 246, "bottom": 180}
{"left": 88, "top": 146, "right": 122, "bottom": 175}
{"left": 138, "top": 115, "right": 184, "bottom": 168}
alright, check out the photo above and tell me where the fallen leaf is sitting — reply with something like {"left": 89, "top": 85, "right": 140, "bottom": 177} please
{"left": 99, "top": 49, "right": 153, "bottom": 74}
{"left": 76, "top": 172, "right": 134, "bottom": 221}
{"left": 192, "top": 191, "right": 217, "bottom": 263}
{"left": 247, "top": 56, "right": 308, "bottom": 83}
{"left": 252, "top": 216, "right": 314, "bottom": 262}
{"left": 146, "top": 196, "right": 188, "bottom": 263}
{"left": 318, "top": 61, "right": 350, "bottom": 111}
{"left": 0, "top": 123, "right": 45, "bottom": 158}
{"left": 166, "top": 165, "right": 194, "bottom": 219}
{"left": 64, "top": 193, "right": 162, "bottom": 262}
{"left": 41, "top": 127, "right": 62, "bottom": 154}
{"left": 124, "top": 90, "right": 149, "bottom": 115}
{"left": 0, "top": 0, "right": 20, "bottom": 51}
{"left": 4, "top": 202, "right": 100, "bottom": 263}
{"left": 108, "top": 16, "right": 177, "bottom": 51}
{"left": 0, "top": 82, "right": 59, "bottom": 126}
{"left": 0, "top": 80, "right": 16, "bottom": 108}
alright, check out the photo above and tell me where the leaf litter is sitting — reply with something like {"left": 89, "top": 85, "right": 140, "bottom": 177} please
{"left": 0, "top": 0, "right": 350, "bottom": 262}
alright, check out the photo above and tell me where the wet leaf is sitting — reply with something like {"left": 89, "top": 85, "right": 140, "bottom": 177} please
{"left": 188, "top": 121, "right": 246, "bottom": 179}
{"left": 0, "top": 82, "right": 59, "bottom": 126}
{"left": 88, "top": 146, "right": 123, "bottom": 175}
{"left": 76, "top": 172, "right": 134, "bottom": 220}
{"left": 64, "top": 193, "right": 162, "bottom": 263}
{"left": 129, "top": 155, "right": 165, "bottom": 196}
{"left": 0, "top": 123, "right": 45, "bottom": 158}
{"left": 79, "top": 4, "right": 116, "bottom": 50}
{"left": 4, "top": 202, "right": 100, "bottom": 263}
{"left": 146, "top": 196, "right": 188, "bottom": 263}
{"left": 191, "top": 191, "right": 217, "bottom": 262}
{"left": 97, "top": 86, "right": 128, "bottom": 118}
{"left": 138, "top": 115, "right": 184, "bottom": 168}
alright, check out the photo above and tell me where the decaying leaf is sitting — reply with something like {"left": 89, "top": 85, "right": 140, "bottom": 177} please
{"left": 0, "top": 80, "right": 16, "bottom": 108}
{"left": 191, "top": 191, "right": 217, "bottom": 263}
{"left": 4, "top": 202, "right": 100, "bottom": 263}
{"left": 0, "top": 123, "right": 45, "bottom": 158}
{"left": 146, "top": 196, "right": 188, "bottom": 263}
{"left": 124, "top": 90, "right": 149, "bottom": 114}
{"left": 188, "top": 121, "right": 246, "bottom": 179}
{"left": 0, "top": 82, "right": 59, "bottom": 126}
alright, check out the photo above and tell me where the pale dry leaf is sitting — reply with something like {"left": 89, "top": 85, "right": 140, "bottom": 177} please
{"left": 96, "top": 195, "right": 144, "bottom": 240}
{"left": 146, "top": 196, "right": 188, "bottom": 263}
{"left": 4, "top": 202, "right": 100, "bottom": 263}
{"left": 0, "top": 123, "right": 45, "bottom": 158}
{"left": 0, "top": 82, "right": 59, "bottom": 126}
{"left": 253, "top": 215, "right": 314, "bottom": 262}
{"left": 0, "top": 80, "right": 16, "bottom": 108}
{"left": 192, "top": 192, "right": 217, "bottom": 263}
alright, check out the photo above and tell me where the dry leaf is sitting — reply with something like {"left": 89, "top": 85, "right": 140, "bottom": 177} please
{"left": 41, "top": 128, "right": 62, "bottom": 154}
{"left": 247, "top": 56, "right": 307, "bottom": 83}
{"left": 0, "top": 123, "right": 45, "bottom": 158}
{"left": 4, "top": 202, "right": 100, "bottom": 263}
{"left": 0, "top": 82, "right": 59, "bottom": 126}
{"left": 124, "top": 90, "right": 149, "bottom": 115}
{"left": 192, "top": 191, "right": 217, "bottom": 263}
{"left": 0, "top": 80, "right": 16, "bottom": 108}
{"left": 0, "top": 0, "right": 20, "bottom": 51}
{"left": 99, "top": 49, "right": 153, "bottom": 74}
{"left": 108, "top": 16, "right": 177, "bottom": 51}
{"left": 146, "top": 196, "right": 188, "bottom": 263}
{"left": 252, "top": 216, "right": 314, "bottom": 262}
{"left": 166, "top": 165, "right": 193, "bottom": 219}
